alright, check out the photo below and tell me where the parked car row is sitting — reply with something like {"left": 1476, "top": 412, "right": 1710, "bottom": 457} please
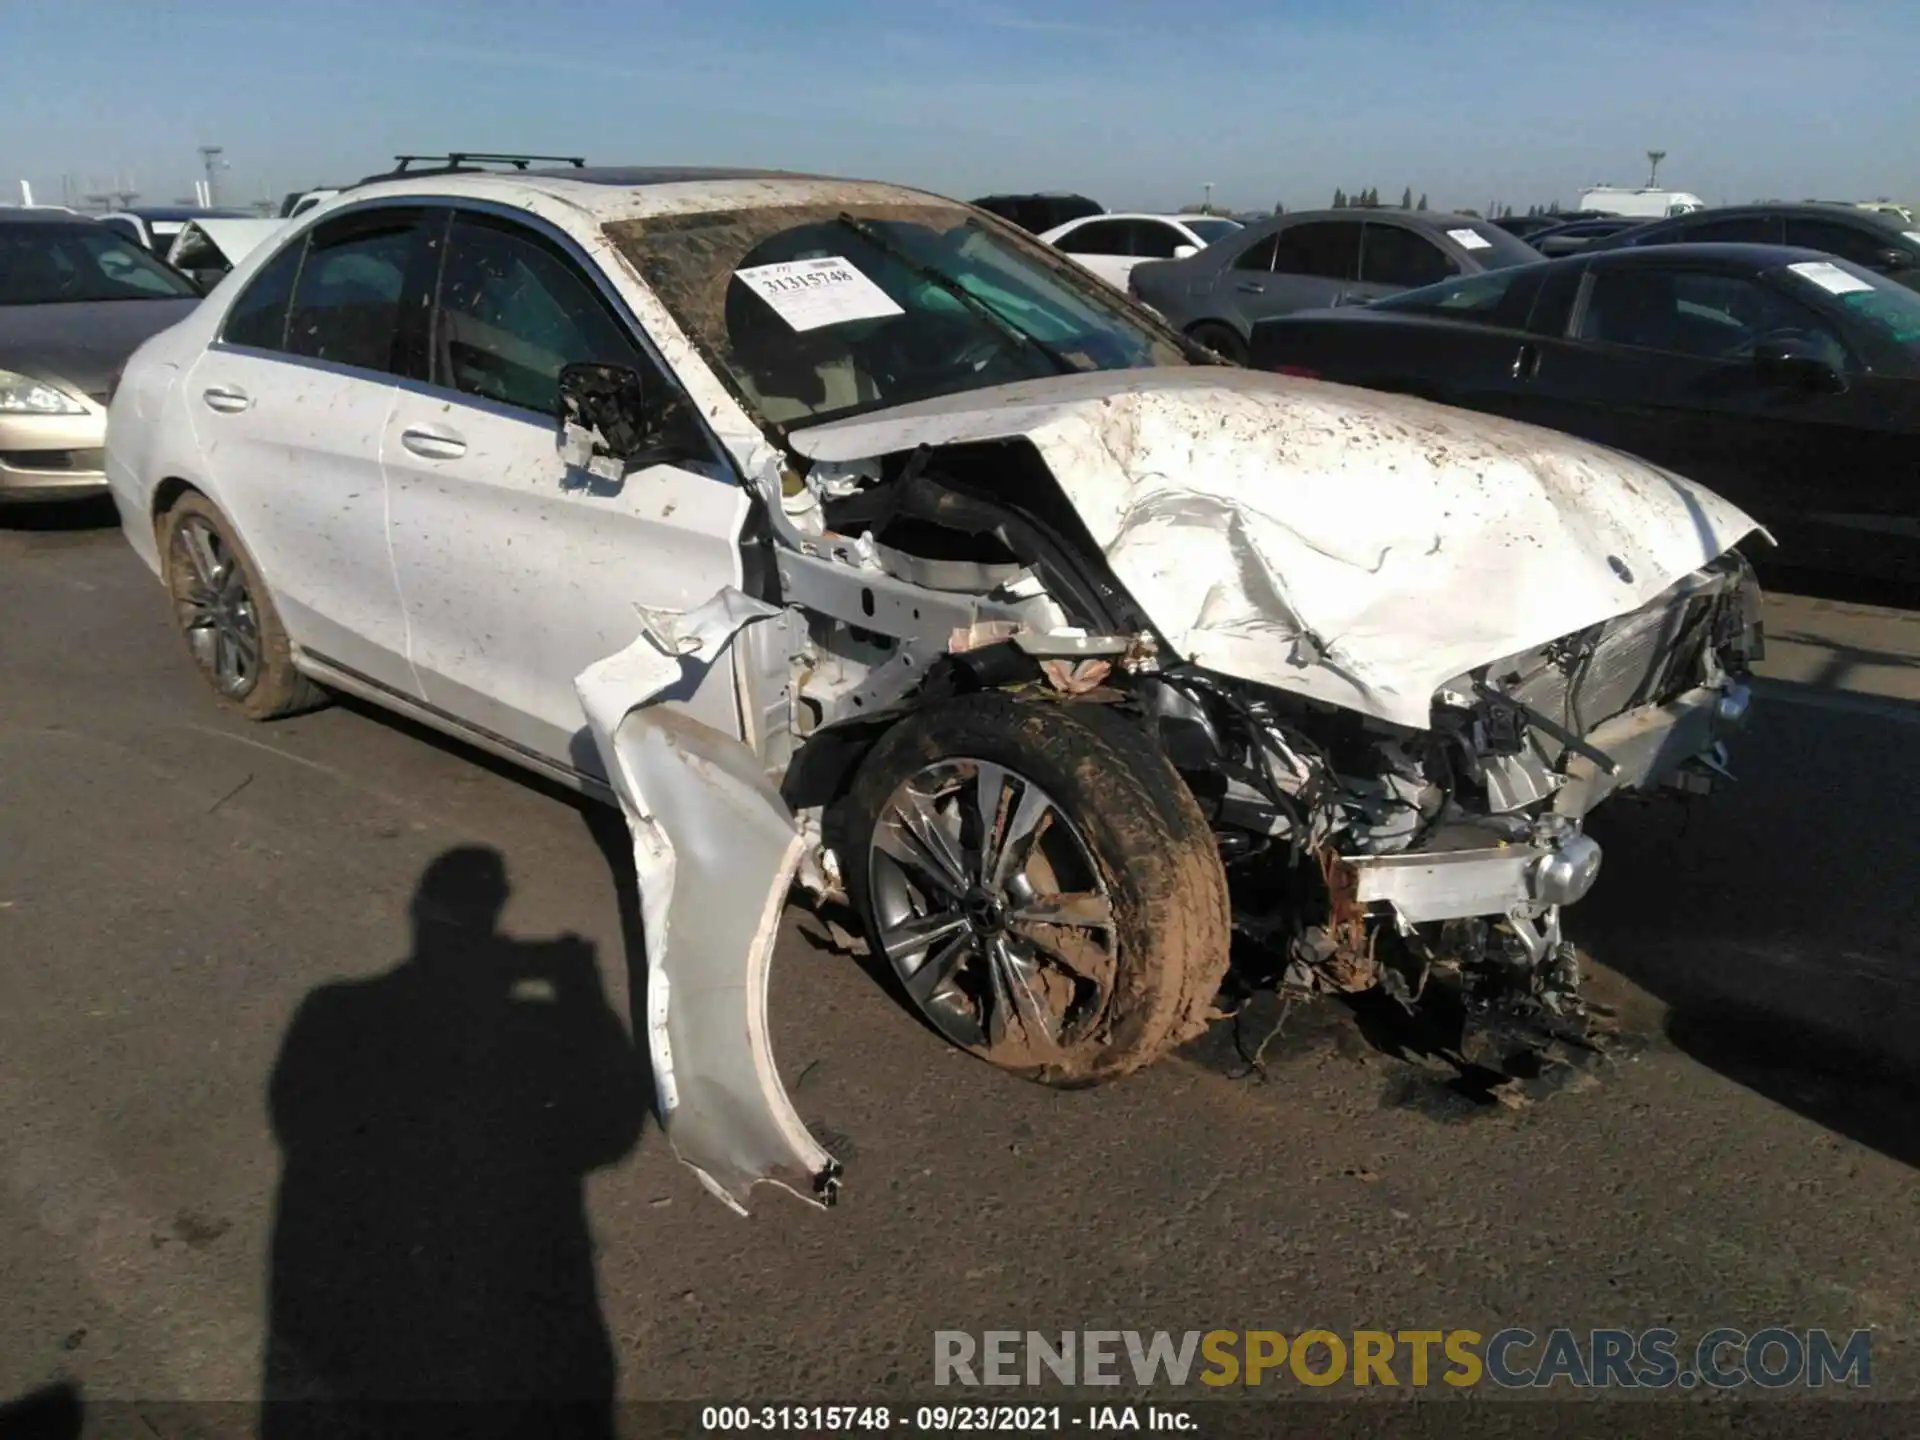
{"left": 1246, "top": 241, "right": 1920, "bottom": 583}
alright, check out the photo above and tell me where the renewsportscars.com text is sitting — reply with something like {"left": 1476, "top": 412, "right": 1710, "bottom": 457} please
{"left": 933, "top": 1328, "right": 1872, "bottom": 1390}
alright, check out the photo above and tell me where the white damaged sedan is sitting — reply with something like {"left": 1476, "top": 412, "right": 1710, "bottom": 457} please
{"left": 105, "top": 166, "right": 1762, "bottom": 1213}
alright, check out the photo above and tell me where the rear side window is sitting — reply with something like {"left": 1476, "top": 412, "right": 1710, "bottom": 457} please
{"left": 1360, "top": 225, "right": 1457, "bottom": 288}
{"left": 1230, "top": 232, "right": 1281, "bottom": 272}
{"left": 1270, "top": 222, "right": 1361, "bottom": 281}
{"left": 222, "top": 239, "right": 306, "bottom": 351}
{"left": 1056, "top": 220, "right": 1132, "bottom": 255}
{"left": 435, "top": 213, "right": 652, "bottom": 417}
{"left": 287, "top": 211, "right": 435, "bottom": 375}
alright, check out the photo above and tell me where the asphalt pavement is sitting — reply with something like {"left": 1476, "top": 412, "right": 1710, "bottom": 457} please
{"left": 3, "top": 502, "right": 1918, "bottom": 1423}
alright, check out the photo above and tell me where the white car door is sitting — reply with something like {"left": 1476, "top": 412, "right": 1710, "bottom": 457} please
{"left": 382, "top": 207, "right": 749, "bottom": 779}
{"left": 183, "top": 207, "right": 435, "bottom": 692}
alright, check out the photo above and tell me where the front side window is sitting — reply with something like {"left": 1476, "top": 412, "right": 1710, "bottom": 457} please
{"left": 1782, "top": 217, "right": 1900, "bottom": 269}
{"left": 610, "top": 202, "right": 1186, "bottom": 429}
{"left": 0, "top": 222, "right": 198, "bottom": 305}
{"left": 286, "top": 211, "right": 434, "bottom": 375}
{"left": 1269, "top": 222, "right": 1361, "bottom": 281}
{"left": 435, "top": 214, "right": 651, "bottom": 416}
{"left": 1677, "top": 214, "right": 1779, "bottom": 245}
{"left": 1055, "top": 219, "right": 1132, "bottom": 255}
{"left": 1360, "top": 224, "right": 1457, "bottom": 288}
{"left": 1126, "top": 221, "right": 1185, "bottom": 260}
{"left": 1183, "top": 218, "right": 1242, "bottom": 245}
{"left": 1578, "top": 266, "right": 1847, "bottom": 366}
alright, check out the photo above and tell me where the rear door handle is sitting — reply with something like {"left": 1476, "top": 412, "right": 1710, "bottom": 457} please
{"left": 201, "top": 385, "right": 251, "bottom": 414}
{"left": 1511, "top": 343, "right": 1542, "bottom": 380}
{"left": 400, "top": 426, "right": 467, "bottom": 461}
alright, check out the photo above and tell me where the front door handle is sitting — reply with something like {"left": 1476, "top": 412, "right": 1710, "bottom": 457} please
{"left": 400, "top": 426, "right": 467, "bottom": 461}
{"left": 1233, "top": 279, "right": 1265, "bottom": 293}
{"left": 201, "top": 385, "right": 251, "bottom": 414}
{"left": 1512, "top": 343, "right": 1542, "bottom": 380}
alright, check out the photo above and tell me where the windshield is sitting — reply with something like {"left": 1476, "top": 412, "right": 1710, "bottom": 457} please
{"left": 1184, "top": 218, "right": 1243, "bottom": 244}
{"left": 1450, "top": 222, "right": 1548, "bottom": 269}
{"left": 609, "top": 200, "right": 1188, "bottom": 429}
{"left": 0, "top": 222, "right": 199, "bottom": 304}
{"left": 1775, "top": 258, "right": 1920, "bottom": 348}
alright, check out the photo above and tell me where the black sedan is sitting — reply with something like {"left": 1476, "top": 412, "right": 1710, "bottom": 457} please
{"left": 1588, "top": 203, "right": 1920, "bottom": 288}
{"left": 1246, "top": 243, "right": 1920, "bottom": 583}
{"left": 1527, "top": 216, "right": 1647, "bottom": 257}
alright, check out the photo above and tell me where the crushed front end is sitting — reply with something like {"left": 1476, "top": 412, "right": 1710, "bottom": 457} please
{"left": 1134, "top": 552, "right": 1763, "bottom": 1032}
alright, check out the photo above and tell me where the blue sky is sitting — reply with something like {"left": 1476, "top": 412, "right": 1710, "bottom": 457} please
{"left": 5, "top": 0, "right": 1915, "bottom": 213}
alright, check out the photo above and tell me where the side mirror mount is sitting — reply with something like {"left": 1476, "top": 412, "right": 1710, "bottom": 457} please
{"left": 1874, "top": 247, "right": 1914, "bottom": 272}
{"left": 555, "top": 361, "right": 693, "bottom": 487}
{"left": 1172, "top": 244, "right": 1200, "bottom": 260}
{"left": 1752, "top": 340, "right": 1847, "bottom": 394}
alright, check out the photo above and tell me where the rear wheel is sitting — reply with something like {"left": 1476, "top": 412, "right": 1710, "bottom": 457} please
{"left": 841, "top": 691, "right": 1230, "bottom": 1085}
{"left": 160, "top": 493, "right": 327, "bottom": 720}
{"left": 1186, "top": 321, "right": 1247, "bottom": 365}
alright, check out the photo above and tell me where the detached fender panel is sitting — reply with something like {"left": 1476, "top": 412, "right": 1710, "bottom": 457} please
{"left": 576, "top": 589, "right": 840, "bottom": 1214}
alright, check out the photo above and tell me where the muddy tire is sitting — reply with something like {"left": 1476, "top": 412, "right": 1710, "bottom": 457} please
{"left": 840, "top": 691, "right": 1231, "bottom": 1085}
{"left": 1186, "top": 321, "right": 1247, "bottom": 365}
{"left": 159, "top": 492, "right": 328, "bottom": 721}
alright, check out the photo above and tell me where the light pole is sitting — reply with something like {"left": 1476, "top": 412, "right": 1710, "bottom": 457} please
{"left": 1203, "top": 181, "right": 1214, "bottom": 214}
{"left": 1646, "top": 150, "right": 1666, "bottom": 188}
{"left": 198, "top": 145, "right": 227, "bottom": 208}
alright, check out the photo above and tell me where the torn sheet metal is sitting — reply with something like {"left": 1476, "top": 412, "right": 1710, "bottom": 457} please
{"left": 576, "top": 589, "right": 840, "bottom": 1214}
{"left": 788, "top": 368, "right": 1761, "bottom": 730}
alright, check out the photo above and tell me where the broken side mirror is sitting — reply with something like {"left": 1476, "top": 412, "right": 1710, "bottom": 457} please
{"left": 1751, "top": 340, "right": 1847, "bottom": 395}
{"left": 556, "top": 361, "right": 696, "bottom": 487}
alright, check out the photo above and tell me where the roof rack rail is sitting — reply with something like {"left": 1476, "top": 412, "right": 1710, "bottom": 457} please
{"left": 389, "top": 152, "right": 587, "bottom": 173}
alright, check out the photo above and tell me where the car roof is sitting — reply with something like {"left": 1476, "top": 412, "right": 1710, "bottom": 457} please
{"left": 328, "top": 166, "right": 954, "bottom": 225}
{"left": 0, "top": 208, "right": 108, "bottom": 226}
{"left": 1259, "top": 208, "right": 1495, "bottom": 227}
{"left": 1057, "top": 212, "right": 1228, "bottom": 225}
{"left": 120, "top": 206, "right": 255, "bottom": 221}
{"left": 1580, "top": 241, "right": 1865, "bottom": 272}
{"left": 1652, "top": 202, "right": 1905, "bottom": 229}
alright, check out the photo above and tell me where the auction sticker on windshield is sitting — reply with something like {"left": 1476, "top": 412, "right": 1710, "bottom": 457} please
{"left": 734, "top": 256, "right": 904, "bottom": 331}
{"left": 1447, "top": 228, "right": 1493, "bottom": 250}
{"left": 1787, "top": 260, "right": 1875, "bottom": 295}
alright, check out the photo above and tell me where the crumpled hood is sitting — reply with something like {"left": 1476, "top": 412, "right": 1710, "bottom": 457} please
{"left": 789, "top": 368, "right": 1760, "bottom": 729}
{"left": 0, "top": 298, "right": 199, "bottom": 398}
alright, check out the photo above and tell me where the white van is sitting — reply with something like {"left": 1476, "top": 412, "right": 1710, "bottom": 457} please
{"left": 1578, "top": 186, "right": 1706, "bottom": 218}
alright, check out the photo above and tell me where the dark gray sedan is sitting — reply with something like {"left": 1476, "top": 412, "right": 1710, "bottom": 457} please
{"left": 1128, "top": 208, "right": 1540, "bottom": 361}
{"left": 1, "top": 211, "right": 199, "bottom": 503}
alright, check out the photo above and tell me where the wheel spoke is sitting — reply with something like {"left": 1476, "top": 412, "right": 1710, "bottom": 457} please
{"left": 182, "top": 524, "right": 224, "bottom": 593}
{"left": 881, "top": 785, "right": 972, "bottom": 895}
{"left": 228, "top": 621, "right": 260, "bottom": 678}
{"left": 987, "top": 775, "right": 1054, "bottom": 890}
{"left": 904, "top": 931, "right": 972, "bottom": 1006}
{"left": 1009, "top": 890, "right": 1113, "bottom": 930}
{"left": 877, "top": 906, "right": 972, "bottom": 961}
{"left": 1010, "top": 925, "right": 1107, "bottom": 987}
{"left": 990, "top": 936, "right": 1058, "bottom": 1049}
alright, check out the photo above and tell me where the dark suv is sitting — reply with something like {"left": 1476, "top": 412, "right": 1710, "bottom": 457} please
{"left": 968, "top": 193, "right": 1105, "bottom": 234}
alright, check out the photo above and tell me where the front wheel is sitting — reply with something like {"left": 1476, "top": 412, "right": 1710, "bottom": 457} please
{"left": 1186, "top": 321, "right": 1248, "bottom": 365}
{"left": 840, "top": 692, "right": 1231, "bottom": 1085}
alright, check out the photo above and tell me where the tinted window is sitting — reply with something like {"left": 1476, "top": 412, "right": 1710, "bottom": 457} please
{"left": 1783, "top": 217, "right": 1903, "bottom": 268}
{"left": 287, "top": 212, "right": 434, "bottom": 374}
{"left": 1578, "top": 267, "right": 1846, "bottom": 365}
{"left": 436, "top": 214, "right": 650, "bottom": 416}
{"left": 99, "top": 216, "right": 144, "bottom": 246}
{"left": 0, "top": 221, "right": 199, "bottom": 305}
{"left": 1056, "top": 220, "right": 1132, "bottom": 255}
{"left": 1230, "top": 232, "right": 1281, "bottom": 272}
{"left": 222, "top": 238, "right": 306, "bottom": 350}
{"left": 1270, "top": 222, "right": 1361, "bottom": 280}
{"left": 1677, "top": 214, "right": 1779, "bottom": 244}
{"left": 1184, "top": 218, "right": 1242, "bottom": 244}
{"left": 1127, "top": 221, "right": 1186, "bottom": 259}
{"left": 1360, "top": 225, "right": 1457, "bottom": 288}
{"left": 1370, "top": 264, "right": 1546, "bottom": 328}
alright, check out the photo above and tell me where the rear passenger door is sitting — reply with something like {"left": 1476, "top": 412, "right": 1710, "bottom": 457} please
{"left": 185, "top": 206, "right": 440, "bottom": 692}
{"left": 1230, "top": 221, "right": 1362, "bottom": 326}
{"left": 382, "top": 207, "right": 749, "bottom": 777}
